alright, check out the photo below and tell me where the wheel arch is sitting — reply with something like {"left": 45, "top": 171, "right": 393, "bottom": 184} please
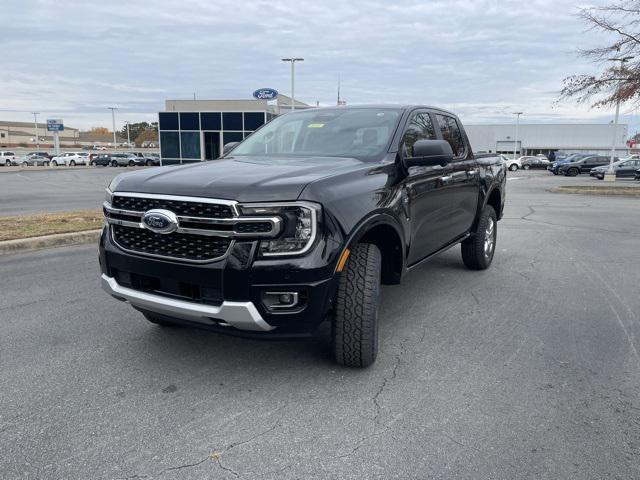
{"left": 337, "top": 213, "right": 405, "bottom": 285}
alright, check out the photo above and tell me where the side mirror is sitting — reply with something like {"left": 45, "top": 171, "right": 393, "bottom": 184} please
{"left": 404, "top": 139, "right": 453, "bottom": 168}
{"left": 222, "top": 142, "right": 239, "bottom": 155}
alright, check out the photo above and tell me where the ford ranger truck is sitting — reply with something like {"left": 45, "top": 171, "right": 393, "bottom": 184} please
{"left": 100, "top": 105, "right": 506, "bottom": 367}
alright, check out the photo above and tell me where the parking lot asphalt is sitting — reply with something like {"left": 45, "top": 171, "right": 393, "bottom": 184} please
{"left": 1, "top": 171, "right": 640, "bottom": 479}
{"left": 0, "top": 167, "right": 135, "bottom": 216}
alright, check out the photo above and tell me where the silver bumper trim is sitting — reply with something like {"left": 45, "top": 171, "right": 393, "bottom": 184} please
{"left": 101, "top": 274, "right": 274, "bottom": 332}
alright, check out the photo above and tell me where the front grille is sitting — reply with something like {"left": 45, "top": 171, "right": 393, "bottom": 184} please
{"left": 112, "top": 225, "right": 231, "bottom": 262}
{"left": 112, "top": 196, "right": 233, "bottom": 218}
{"left": 234, "top": 222, "right": 273, "bottom": 234}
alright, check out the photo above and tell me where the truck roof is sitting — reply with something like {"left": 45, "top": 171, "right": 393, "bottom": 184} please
{"left": 298, "top": 104, "right": 459, "bottom": 118}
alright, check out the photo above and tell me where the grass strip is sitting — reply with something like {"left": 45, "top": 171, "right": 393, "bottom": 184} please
{"left": 0, "top": 209, "right": 103, "bottom": 242}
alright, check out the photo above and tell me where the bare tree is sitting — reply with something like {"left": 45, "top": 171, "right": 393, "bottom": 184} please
{"left": 561, "top": 1, "right": 640, "bottom": 108}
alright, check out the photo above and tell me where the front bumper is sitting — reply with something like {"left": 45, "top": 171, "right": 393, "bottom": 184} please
{"left": 102, "top": 274, "right": 273, "bottom": 331}
{"left": 99, "top": 225, "right": 343, "bottom": 337}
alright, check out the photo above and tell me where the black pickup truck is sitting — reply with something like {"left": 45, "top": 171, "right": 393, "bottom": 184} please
{"left": 100, "top": 105, "right": 506, "bottom": 367}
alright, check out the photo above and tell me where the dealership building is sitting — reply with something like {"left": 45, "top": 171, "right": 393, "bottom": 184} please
{"left": 465, "top": 123, "right": 630, "bottom": 158}
{"left": 158, "top": 95, "right": 310, "bottom": 164}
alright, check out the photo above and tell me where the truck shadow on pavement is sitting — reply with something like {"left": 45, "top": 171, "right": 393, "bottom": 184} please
{"left": 128, "top": 249, "right": 475, "bottom": 372}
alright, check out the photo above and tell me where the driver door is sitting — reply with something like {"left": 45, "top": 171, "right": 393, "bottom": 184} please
{"left": 400, "top": 111, "right": 454, "bottom": 265}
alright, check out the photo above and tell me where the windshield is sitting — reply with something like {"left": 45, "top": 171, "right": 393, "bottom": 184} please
{"left": 230, "top": 108, "right": 401, "bottom": 161}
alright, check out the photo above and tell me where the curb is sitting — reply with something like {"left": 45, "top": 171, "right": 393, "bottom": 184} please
{"left": 0, "top": 229, "right": 102, "bottom": 256}
{"left": 550, "top": 185, "right": 640, "bottom": 197}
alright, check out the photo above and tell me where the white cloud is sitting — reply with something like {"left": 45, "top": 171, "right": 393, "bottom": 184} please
{"left": 0, "top": 0, "right": 636, "bottom": 133}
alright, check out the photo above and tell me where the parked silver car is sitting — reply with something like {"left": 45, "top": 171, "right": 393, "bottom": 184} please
{"left": 12, "top": 155, "right": 50, "bottom": 166}
{"left": 109, "top": 153, "right": 145, "bottom": 167}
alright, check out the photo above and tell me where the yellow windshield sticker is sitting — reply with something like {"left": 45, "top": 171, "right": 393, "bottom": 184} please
{"left": 308, "top": 123, "right": 325, "bottom": 128}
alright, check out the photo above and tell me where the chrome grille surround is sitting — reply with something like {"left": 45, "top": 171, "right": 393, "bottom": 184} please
{"left": 105, "top": 192, "right": 282, "bottom": 263}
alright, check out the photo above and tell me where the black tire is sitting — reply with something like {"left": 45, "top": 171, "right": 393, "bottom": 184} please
{"left": 332, "top": 243, "right": 382, "bottom": 368}
{"left": 552, "top": 171, "right": 558, "bottom": 175}
{"left": 22, "top": 161, "right": 28, "bottom": 167}
{"left": 128, "top": 160, "right": 135, "bottom": 167}
{"left": 461, "top": 205, "right": 497, "bottom": 271}
{"left": 146, "top": 159, "right": 153, "bottom": 166}
{"left": 52, "top": 160, "right": 58, "bottom": 166}
{"left": 90, "top": 161, "right": 95, "bottom": 166}
{"left": 5, "top": 160, "right": 10, "bottom": 167}
{"left": 111, "top": 160, "right": 118, "bottom": 167}
{"left": 509, "top": 164, "right": 518, "bottom": 171}
{"left": 143, "top": 312, "right": 176, "bottom": 327}
{"left": 43, "top": 161, "right": 49, "bottom": 167}
{"left": 567, "top": 167, "right": 579, "bottom": 177}
{"left": 69, "top": 160, "right": 76, "bottom": 166}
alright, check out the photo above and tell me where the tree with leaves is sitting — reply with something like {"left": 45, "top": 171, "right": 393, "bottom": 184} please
{"left": 120, "top": 122, "right": 158, "bottom": 146}
{"left": 561, "top": 1, "right": 640, "bottom": 107}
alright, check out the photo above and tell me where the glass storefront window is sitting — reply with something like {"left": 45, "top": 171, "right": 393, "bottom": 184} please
{"left": 180, "top": 112, "right": 200, "bottom": 130}
{"left": 160, "top": 131, "right": 180, "bottom": 158}
{"left": 223, "top": 112, "right": 243, "bottom": 131}
{"left": 159, "top": 112, "right": 179, "bottom": 130}
{"left": 223, "top": 132, "right": 243, "bottom": 146}
{"left": 201, "top": 112, "right": 222, "bottom": 130}
{"left": 180, "top": 132, "right": 201, "bottom": 159}
{"left": 244, "top": 112, "right": 265, "bottom": 131}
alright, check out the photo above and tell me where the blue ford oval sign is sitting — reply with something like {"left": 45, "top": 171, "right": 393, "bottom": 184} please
{"left": 142, "top": 209, "right": 178, "bottom": 234}
{"left": 253, "top": 88, "right": 278, "bottom": 100}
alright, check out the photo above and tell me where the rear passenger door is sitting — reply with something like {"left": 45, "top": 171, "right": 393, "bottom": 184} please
{"left": 433, "top": 113, "right": 479, "bottom": 242}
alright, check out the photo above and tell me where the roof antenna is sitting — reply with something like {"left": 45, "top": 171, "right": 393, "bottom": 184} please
{"left": 337, "top": 74, "right": 341, "bottom": 106}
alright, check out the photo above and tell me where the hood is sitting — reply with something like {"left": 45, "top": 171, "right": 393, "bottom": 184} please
{"left": 110, "top": 155, "right": 366, "bottom": 202}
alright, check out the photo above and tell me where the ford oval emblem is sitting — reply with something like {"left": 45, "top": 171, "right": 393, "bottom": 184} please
{"left": 253, "top": 88, "right": 278, "bottom": 100}
{"left": 141, "top": 209, "right": 178, "bottom": 234}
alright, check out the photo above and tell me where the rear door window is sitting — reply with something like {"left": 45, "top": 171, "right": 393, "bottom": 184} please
{"left": 434, "top": 114, "right": 466, "bottom": 158}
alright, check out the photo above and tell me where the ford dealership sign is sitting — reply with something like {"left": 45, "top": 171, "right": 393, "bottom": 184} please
{"left": 253, "top": 88, "right": 278, "bottom": 100}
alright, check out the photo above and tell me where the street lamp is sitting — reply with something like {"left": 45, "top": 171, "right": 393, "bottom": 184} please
{"left": 125, "top": 120, "right": 131, "bottom": 148}
{"left": 31, "top": 112, "right": 40, "bottom": 151}
{"left": 604, "top": 55, "right": 634, "bottom": 182}
{"left": 281, "top": 58, "right": 304, "bottom": 111}
{"left": 107, "top": 107, "right": 118, "bottom": 149}
{"left": 512, "top": 112, "right": 523, "bottom": 161}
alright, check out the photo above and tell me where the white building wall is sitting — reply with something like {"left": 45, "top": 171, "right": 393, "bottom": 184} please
{"left": 465, "top": 123, "right": 629, "bottom": 156}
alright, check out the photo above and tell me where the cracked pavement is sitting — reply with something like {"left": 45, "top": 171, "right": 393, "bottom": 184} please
{"left": 1, "top": 170, "right": 640, "bottom": 479}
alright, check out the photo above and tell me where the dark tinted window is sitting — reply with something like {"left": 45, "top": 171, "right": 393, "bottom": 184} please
{"left": 201, "top": 112, "right": 222, "bottom": 130}
{"left": 244, "top": 112, "right": 265, "bottom": 130}
{"left": 180, "top": 132, "right": 201, "bottom": 159}
{"left": 159, "top": 112, "right": 179, "bottom": 130}
{"left": 160, "top": 131, "right": 180, "bottom": 158}
{"left": 223, "top": 131, "right": 243, "bottom": 146}
{"left": 179, "top": 112, "right": 200, "bottom": 130}
{"left": 223, "top": 112, "right": 243, "bottom": 131}
{"left": 434, "top": 114, "right": 466, "bottom": 157}
{"left": 401, "top": 112, "right": 436, "bottom": 157}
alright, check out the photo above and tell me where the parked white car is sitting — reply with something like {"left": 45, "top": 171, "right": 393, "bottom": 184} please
{"left": 1, "top": 151, "right": 16, "bottom": 166}
{"left": 50, "top": 152, "right": 90, "bottom": 166}
{"left": 500, "top": 154, "right": 522, "bottom": 171}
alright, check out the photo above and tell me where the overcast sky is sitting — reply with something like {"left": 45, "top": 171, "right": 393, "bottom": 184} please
{"left": 2, "top": 0, "right": 637, "bottom": 133}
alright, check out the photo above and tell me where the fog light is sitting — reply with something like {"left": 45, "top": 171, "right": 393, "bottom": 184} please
{"left": 262, "top": 291, "right": 300, "bottom": 310}
{"left": 279, "top": 293, "right": 294, "bottom": 305}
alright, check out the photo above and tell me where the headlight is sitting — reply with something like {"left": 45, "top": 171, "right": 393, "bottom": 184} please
{"left": 105, "top": 188, "right": 113, "bottom": 204}
{"left": 238, "top": 202, "right": 320, "bottom": 257}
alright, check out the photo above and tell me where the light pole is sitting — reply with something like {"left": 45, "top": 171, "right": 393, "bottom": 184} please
{"left": 281, "top": 58, "right": 304, "bottom": 111}
{"left": 31, "top": 112, "right": 40, "bottom": 151}
{"left": 605, "top": 56, "right": 634, "bottom": 182}
{"left": 107, "top": 107, "right": 118, "bottom": 149}
{"left": 513, "top": 112, "right": 523, "bottom": 160}
{"left": 125, "top": 121, "right": 131, "bottom": 148}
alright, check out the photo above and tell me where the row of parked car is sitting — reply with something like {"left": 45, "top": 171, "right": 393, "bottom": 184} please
{"left": 546, "top": 153, "right": 640, "bottom": 179}
{"left": 0, "top": 151, "right": 160, "bottom": 167}
{"left": 502, "top": 154, "right": 550, "bottom": 171}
